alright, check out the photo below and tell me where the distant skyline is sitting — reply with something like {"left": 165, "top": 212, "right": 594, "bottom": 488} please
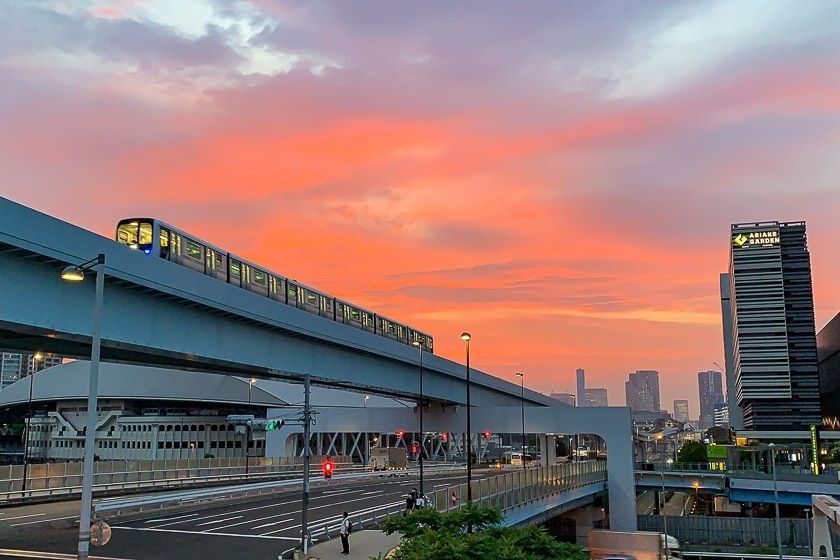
{"left": 2, "top": 2, "right": 839, "bottom": 413}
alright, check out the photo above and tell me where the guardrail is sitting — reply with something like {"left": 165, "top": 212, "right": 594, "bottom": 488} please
{"left": 284, "top": 461, "right": 608, "bottom": 557}
{"left": 0, "top": 461, "right": 361, "bottom": 504}
{"left": 93, "top": 464, "right": 466, "bottom": 517}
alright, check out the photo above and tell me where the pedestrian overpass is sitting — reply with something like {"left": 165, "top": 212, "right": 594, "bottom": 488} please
{"left": 0, "top": 196, "right": 636, "bottom": 530}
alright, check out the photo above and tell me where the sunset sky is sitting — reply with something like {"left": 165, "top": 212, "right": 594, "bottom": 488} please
{"left": 2, "top": 1, "right": 839, "bottom": 419}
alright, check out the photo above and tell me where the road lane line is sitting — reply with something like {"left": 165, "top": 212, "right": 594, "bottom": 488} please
{"left": 109, "top": 526, "right": 298, "bottom": 541}
{"left": 1, "top": 513, "right": 46, "bottom": 522}
{"left": 0, "top": 549, "right": 140, "bottom": 560}
{"left": 361, "top": 491, "right": 383, "bottom": 496}
{"left": 195, "top": 515, "right": 243, "bottom": 527}
{"left": 250, "top": 518, "right": 295, "bottom": 530}
{"left": 10, "top": 515, "right": 77, "bottom": 527}
{"left": 144, "top": 513, "right": 200, "bottom": 524}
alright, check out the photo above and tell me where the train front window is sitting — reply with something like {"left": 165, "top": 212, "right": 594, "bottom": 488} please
{"left": 116, "top": 221, "right": 154, "bottom": 253}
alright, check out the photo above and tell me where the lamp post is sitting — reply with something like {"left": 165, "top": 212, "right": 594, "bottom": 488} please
{"left": 661, "top": 471, "right": 669, "bottom": 558}
{"left": 246, "top": 378, "right": 255, "bottom": 475}
{"left": 515, "top": 373, "right": 525, "bottom": 470}
{"left": 60, "top": 253, "right": 105, "bottom": 560}
{"left": 364, "top": 395, "right": 369, "bottom": 408}
{"left": 769, "top": 443, "right": 783, "bottom": 560}
{"left": 460, "top": 332, "right": 472, "bottom": 502}
{"left": 413, "top": 340, "right": 425, "bottom": 499}
{"left": 21, "top": 352, "right": 43, "bottom": 493}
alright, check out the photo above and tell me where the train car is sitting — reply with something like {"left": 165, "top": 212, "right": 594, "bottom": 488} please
{"left": 115, "top": 218, "right": 434, "bottom": 353}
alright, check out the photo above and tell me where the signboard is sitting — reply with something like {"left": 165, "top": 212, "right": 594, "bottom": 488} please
{"left": 732, "top": 230, "right": 780, "bottom": 248}
{"left": 810, "top": 424, "right": 821, "bottom": 475}
{"left": 707, "top": 445, "right": 727, "bottom": 460}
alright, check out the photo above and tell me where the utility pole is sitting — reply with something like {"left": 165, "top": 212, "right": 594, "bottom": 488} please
{"left": 301, "top": 374, "right": 312, "bottom": 555}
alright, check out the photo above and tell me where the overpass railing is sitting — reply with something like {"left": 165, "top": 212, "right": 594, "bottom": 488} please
{"left": 290, "top": 461, "right": 608, "bottom": 556}
{"left": 0, "top": 455, "right": 354, "bottom": 503}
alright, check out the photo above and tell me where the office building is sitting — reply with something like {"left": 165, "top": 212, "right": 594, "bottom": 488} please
{"left": 698, "top": 370, "right": 723, "bottom": 429}
{"left": 727, "top": 221, "right": 821, "bottom": 430}
{"left": 625, "top": 370, "right": 660, "bottom": 412}
{"left": 673, "top": 400, "right": 689, "bottom": 423}
{"left": 585, "top": 388, "right": 608, "bottom": 407}
{"left": 817, "top": 311, "right": 840, "bottom": 430}
{"left": 1, "top": 352, "right": 64, "bottom": 391}
{"left": 720, "top": 273, "right": 744, "bottom": 429}
{"left": 549, "top": 392, "right": 576, "bottom": 406}
{"left": 714, "top": 402, "right": 730, "bottom": 428}
{"left": 576, "top": 369, "right": 586, "bottom": 407}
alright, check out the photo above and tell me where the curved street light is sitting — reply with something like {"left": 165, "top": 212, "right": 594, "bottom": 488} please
{"left": 515, "top": 373, "right": 525, "bottom": 470}
{"left": 460, "top": 332, "right": 472, "bottom": 502}
{"left": 412, "top": 340, "right": 425, "bottom": 499}
{"left": 21, "top": 352, "right": 44, "bottom": 493}
{"left": 61, "top": 253, "right": 105, "bottom": 560}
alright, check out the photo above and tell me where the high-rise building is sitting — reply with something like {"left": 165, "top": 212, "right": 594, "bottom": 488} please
{"left": 585, "top": 388, "right": 608, "bottom": 407}
{"left": 625, "top": 370, "right": 660, "bottom": 412}
{"left": 576, "top": 368, "right": 586, "bottom": 407}
{"left": 817, "top": 311, "right": 840, "bottom": 430}
{"left": 727, "top": 221, "right": 821, "bottom": 430}
{"left": 698, "top": 370, "right": 723, "bottom": 429}
{"left": 549, "top": 392, "right": 576, "bottom": 406}
{"left": 714, "top": 401, "right": 730, "bottom": 428}
{"left": 673, "top": 399, "right": 689, "bottom": 423}
{"left": 0, "top": 352, "right": 64, "bottom": 390}
{"left": 720, "top": 273, "right": 744, "bottom": 429}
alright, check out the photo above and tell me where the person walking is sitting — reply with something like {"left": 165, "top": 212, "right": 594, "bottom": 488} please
{"left": 339, "top": 511, "right": 351, "bottom": 555}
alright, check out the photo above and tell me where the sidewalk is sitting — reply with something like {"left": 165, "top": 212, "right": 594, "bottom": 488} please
{"left": 306, "top": 530, "right": 402, "bottom": 560}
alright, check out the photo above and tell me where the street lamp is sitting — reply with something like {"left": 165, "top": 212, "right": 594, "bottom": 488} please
{"left": 61, "top": 253, "right": 105, "bottom": 560}
{"left": 21, "top": 352, "right": 43, "bottom": 493}
{"left": 769, "top": 443, "right": 783, "bottom": 560}
{"left": 460, "top": 332, "right": 472, "bottom": 502}
{"left": 515, "top": 373, "right": 525, "bottom": 470}
{"left": 246, "top": 378, "right": 255, "bottom": 475}
{"left": 364, "top": 395, "right": 369, "bottom": 408}
{"left": 412, "top": 340, "right": 425, "bottom": 499}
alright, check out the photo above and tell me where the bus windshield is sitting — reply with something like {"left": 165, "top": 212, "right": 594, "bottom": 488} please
{"left": 116, "top": 221, "right": 154, "bottom": 252}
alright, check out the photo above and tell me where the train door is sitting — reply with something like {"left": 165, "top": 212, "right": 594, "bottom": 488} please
{"left": 159, "top": 226, "right": 171, "bottom": 260}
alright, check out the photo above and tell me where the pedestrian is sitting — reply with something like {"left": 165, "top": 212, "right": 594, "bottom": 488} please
{"left": 339, "top": 511, "right": 351, "bottom": 555}
{"left": 403, "top": 493, "right": 414, "bottom": 516}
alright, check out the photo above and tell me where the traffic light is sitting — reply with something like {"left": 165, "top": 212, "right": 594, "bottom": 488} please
{"left": 323, "top": 460, "right": 333, "bottom": 479}
{"left": 266, "top": 419, "right": 285, "bottom": 431}
{"left": 483, "top": 431, "right": 491, "bottom": 438}
{"left": 397, "top": 430, "right": 404, "bottom": 439}
{"left": 411, "top": 443, "right": 419, "bottom": 455}
{"left": 441, "top": 433, "right": 448, "bottom": 442}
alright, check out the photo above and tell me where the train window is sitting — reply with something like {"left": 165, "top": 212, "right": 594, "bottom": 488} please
{"left": 214, "top": 253, "right": 222, "bottom": 269}
{"left": 363, "top": 312, "right": 374, "bottom": 327}
{"left": 253, "top": 269, "right": 266, "bottom": 286}
{"left": 139, "top": 223, "right": 153, "bottom": 246}
{"left": 288, "top": 285, "right": 297, "bottom": 299}
{"left": 185, "top": 239, "right": 202, "bottom": 260}
{"left": 350, "top": 307, "right": 361, "bottom": 321}
{"left": 306, "top": 290, "right": 318, "bottom": 305}
{"left": 322, "top": 298, "right": 333, "bottom": 313}
{"left": 231, "top": 261, "right": 241, "bottom": 276}
{"left": 171, "top": 234, "right": 181, "bottom": 255}
{"left": 160, "top": 228, "right": 169, "bottom": 248}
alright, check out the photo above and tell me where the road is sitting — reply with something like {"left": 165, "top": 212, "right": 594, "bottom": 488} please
{"left": 0, "top": 470, "right": 495, "bottom": 560}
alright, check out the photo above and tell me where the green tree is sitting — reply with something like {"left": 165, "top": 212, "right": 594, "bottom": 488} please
{"left": 379, "top": 504, "right": 588, "bottom": 560}
{"left": 677, "top": 441, "right": 708, "bottom": 464}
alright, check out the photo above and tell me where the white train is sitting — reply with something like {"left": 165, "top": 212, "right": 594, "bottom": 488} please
{"left": 115, "top": 218, "right": 434, "bottom": 353}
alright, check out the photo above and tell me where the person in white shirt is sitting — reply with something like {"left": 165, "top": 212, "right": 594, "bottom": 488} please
{"left": 339, "top": 511, "right": 351, "bottom": 555}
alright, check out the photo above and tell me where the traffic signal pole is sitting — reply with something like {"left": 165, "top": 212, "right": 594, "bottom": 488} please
{"left": 301, "top": 374, "right": 311, "bottom": 555}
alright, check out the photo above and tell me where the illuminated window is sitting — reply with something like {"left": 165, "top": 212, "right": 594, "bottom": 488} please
{"left": 139, "top": 223, "right": 153, "bottom": 246}
{"left": 254, "top": 270, "right": 267, "bottom": 286}
{"left": 231, "top": 261, "right": 241, "bottom": 277}
{"left": 306, "top": 290, "right": 318, "bottom": 305}
{"left": 185, "top": 239, "right": 202, "bottom": 260}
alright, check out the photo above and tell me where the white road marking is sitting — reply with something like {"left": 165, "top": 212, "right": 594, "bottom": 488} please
{"left": 109, "top": 526, "right": 298, "bottom": 541}
{"left": 361, "top": 491, "right": 383, "bottom": 496}
{"left": 195, "top": 515, "right": 243, "bottom": 527}
{"left": 251, "top": 518, "right": 295, "bottom": 530}
{"left": 0, "top": 549, "right": 139, "bottom": 560}
{"left": 10, "top": 515, "right": 77, "bottom": 527}
{"left": 144, "top": 513, "right": 200, "bottom": 524}
{"left": 1, "top": 513, "right": 45, "bottom": 522}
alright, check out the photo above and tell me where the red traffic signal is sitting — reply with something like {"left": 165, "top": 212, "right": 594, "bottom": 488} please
{"left": 483, "top": 431, "right": 491, "bottom": 438}
{"left": 411, "top": 444, "right": 419, "bottom": 455}
{"left": 397, "top": 430, "right": 404, "bottom": 438}
{"left": 323, "top": 461, "right": 333, "bottom": 479}
{"left": 441, "top": 433, "right": 448, "bottom": 442}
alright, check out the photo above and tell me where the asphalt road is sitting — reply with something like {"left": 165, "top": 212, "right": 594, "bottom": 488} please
{"left": 0, "top": 470, "right": 495, "bottom": 560}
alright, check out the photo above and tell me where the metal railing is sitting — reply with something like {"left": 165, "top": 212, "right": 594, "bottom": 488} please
{"left": 0, "top": 456, "right": 354, "bottom": 503}
{"left": 292, "top": 461, "right": 607, "bottom": 554}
